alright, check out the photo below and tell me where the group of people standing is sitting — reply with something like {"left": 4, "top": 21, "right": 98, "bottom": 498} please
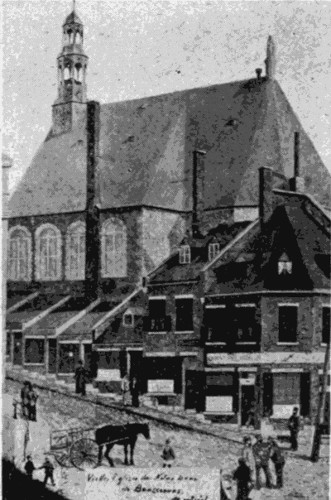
{"left": 24, "top": 456, "right": 55, "bottom": 486}
{"left": 20, "top": 381, "right": 38, "bottom": 421}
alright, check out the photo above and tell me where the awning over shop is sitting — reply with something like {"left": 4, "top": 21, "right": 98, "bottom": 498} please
{"left": 206, "top": 351, "right": 326, "bottom": 366}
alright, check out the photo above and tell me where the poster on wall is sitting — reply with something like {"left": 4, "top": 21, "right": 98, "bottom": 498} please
{"left": 148, "top": 379, "right": 174, "bottom": 394}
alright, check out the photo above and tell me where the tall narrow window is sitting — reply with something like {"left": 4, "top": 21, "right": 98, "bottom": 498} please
{"left": 278, "top": 305, "right": 298, "bottom": 343}
{"left": 66, "top": 221, "right": 85, "bottom": 280}
{"left": 101, "top": 218, "right": 127, "bottom": 278}
{"left": 179, "top": 245, "right": 191, "bottom": 264}
{"left": 176, "top": 298, "right": 193, "bottom": 331}
{"left": 322, "top": 307, "right": 330, "bottom": 344}
{"left": 208, "top": 242, "right": 220, "bottom": 262}
{"left": 35, "top": 224, "right": 62, "bottom": 281}
{"left": 7, "top": 226, "right": 32, "bottom": 281}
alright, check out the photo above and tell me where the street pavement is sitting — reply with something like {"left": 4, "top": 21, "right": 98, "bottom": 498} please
{"left": 4, "top": 373, "right": 330, "bottom": 499}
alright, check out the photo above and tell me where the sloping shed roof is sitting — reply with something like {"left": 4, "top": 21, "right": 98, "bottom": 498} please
{"left": 8, "top": 78, "right": 330, "bottom": 217}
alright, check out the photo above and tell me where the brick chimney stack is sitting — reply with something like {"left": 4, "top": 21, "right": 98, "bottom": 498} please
{"left": 192, "top": 149, "right": 206, "bottom": 238}
{"left": 289, "top": 132, "right": 305, "bottom": 192}
{"left": 265, "top": 35, "right": 276, "bottom": 79}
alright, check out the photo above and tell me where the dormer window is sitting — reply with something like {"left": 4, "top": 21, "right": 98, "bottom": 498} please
{"left": 123, "top": 313, "right": 134, "bottom": 327}
{"left": 208, "top": 242, "right": 220, "bottom": 261}
{"left": 278, "top": 253, "right": 292, "bottom": 275}
{"left": 179, "top": 245, "right": 191, "bottom": 264}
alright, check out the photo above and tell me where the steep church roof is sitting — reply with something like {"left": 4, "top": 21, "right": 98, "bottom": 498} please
{"left": 8, "top": 79, "right": 331, "bottom": 218}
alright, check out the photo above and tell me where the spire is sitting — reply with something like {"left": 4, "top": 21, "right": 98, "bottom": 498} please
{"left": 265, "top": 35, "right": 276, "bottom": 79}
{"left": 52, "top": 3, "right": 88, "bottom": 135}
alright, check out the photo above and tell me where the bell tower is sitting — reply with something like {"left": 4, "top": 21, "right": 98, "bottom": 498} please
{"left": 52, "top": 2, "right": 88, "bottom": 135}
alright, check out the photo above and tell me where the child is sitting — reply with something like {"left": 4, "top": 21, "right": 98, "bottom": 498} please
{"left": 24, "top": 455, "right": 35, "bottom": 480}
{"left": 161, "top": 438, "right": 175, "bottom": 467}
{"left": 39, "top": 457, "right": 55, "bottom": 486}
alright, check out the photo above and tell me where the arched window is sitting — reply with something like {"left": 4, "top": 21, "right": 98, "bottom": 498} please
{"left": 7, "top": 226, "right": 32, "bottom": 281}
{"left": 101, "top": 218, "right": 127, "bottom": 278}
{"left": 66, "top": 221, "right": 85, "bottom": 280}
{"left": 64, "top": 66, "right": 71, "bottom": 81}
{"left": 74, "top": 64, "right": 82, "bottom": 82}
{"left": 68, "top": 30, "right": 73, "bottom": 44}
{"left": 35, "top": 224, "right": 62, "bottom": 281}
{"left": 278, "top": 252, "right": 292, "bottom": 275}
{"left": 75, "top": 32, "right": 81, "bottom": 44}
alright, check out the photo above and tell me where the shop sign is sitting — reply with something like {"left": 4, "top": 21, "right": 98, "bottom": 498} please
{"left": 97, "top": 369, "right": 121, "bottom": 381}
{"left": 239, "top": 377, "right": 255, "bottom": 385}
{"left": 206, "top": 396, "right": 233, "bottom": 413}
{"left": 148, "top": 379, "right": 174, "bottom": 393}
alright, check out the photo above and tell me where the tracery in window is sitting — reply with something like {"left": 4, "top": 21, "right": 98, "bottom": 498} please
{"left": 66, "top": 221, "right": 85, "bottom": 280}
{"left": 101, "top": 218, "right": 127, "bottom": 278}
{"left": 7, "top": 226, "right": 32, "bottom": 282}
{"left": 35, "top": 224, "right": 62, "bottom": 281}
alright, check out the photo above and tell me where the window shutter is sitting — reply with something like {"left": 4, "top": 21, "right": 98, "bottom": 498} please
{"left": 263, "top": 373, "right": 273, "bottom": 416}
{"left": 300, "top": 372, "right": 311, "bottom": 417}
{"left": 232, "top": 370, "right": 239, "bottom": 413}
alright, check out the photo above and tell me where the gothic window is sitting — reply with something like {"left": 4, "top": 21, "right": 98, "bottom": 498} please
{"left": 179, "top": 245, "right": 191, "bottom": 264}
{"left": 7, "top": 226, "right": 32, "bottom": 282}
{"left": 68, "top": 29, "right": 73, "bottom": 44}
{"left": 35, "top": 224, "right": 62, "bottom": 281}
{"left": 101, "top": 218, "right": 127, "bottom": 278}
{"left": 278, "top": 252, "right": 292, "bottom": 275}
{"left": 66, "top": 221, "right": 85, "bottom": 280}
{"left": 208, "top": 242, "right": 220, "bottom": 261}
{"left": 75, "top": 32, "right": 81, "bottom": 44}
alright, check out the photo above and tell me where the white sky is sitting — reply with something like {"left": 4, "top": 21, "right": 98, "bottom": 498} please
{"left": 2, "top": 0, "right": 331, "bottom": 190}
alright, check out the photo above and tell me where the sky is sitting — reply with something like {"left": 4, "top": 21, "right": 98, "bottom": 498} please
{"left": 2, "top": 0, "right": 331, "bottom": 190}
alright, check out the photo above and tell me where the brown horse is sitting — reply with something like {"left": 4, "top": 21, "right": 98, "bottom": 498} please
{"left": 96, "top": 422, "right": 150, "bottom": 466}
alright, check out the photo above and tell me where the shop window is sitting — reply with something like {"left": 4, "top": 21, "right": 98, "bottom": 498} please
{"left": 35, "top": 224, "right": 62, "bottom": 281}
{"left": 322, "top": 307, "right": 330, "bottom": 344}
{"left": 7, "top": 226, "right": 32, "bottom": 282}
{"left": 179, "top": 245, "right": 191, "bottom": 264}
{"left": 25, "top": 339, "right": 45, "bottom": 364}
{"left": 205, "top": 307, "right": 227, "bottom": 342}
{"left": 208, "top": 242, "right": 220, "bottom": 262}
{"left": 66, "top": 221, "right": 85, "bottom": 280}
{"left": 101, "top": 218, "right": 127, "bottom": 278}
{"left": 278, "top": 305, "right": 297, "bottom": 343}
{"left": 176, "top": 298, "right": 193, "bottom": 331}
{"left": 58, "top": 344, "right": 79, "bottom": 373}
{"left": 235, "top": 306, "right": 257, "bottom": 342}
{"left": 278, "top": 252, "right": 292, "bottom": 275}
{"left": 273, "top": 373, "right": 300, "bottom": 406}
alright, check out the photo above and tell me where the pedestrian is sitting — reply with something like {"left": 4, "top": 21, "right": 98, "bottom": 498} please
{"left": 20, "top": 381, "right": 30, "bottom": 419}
{"left": 27, "top": 384, "right": 38, "bottom": 421}
{"left": 161, "top": 438, "right": 175, "bottom": 467}
{"left": 242, "top": 436, "right": 255, "bottom": 485}
{"left": 131, "top": 376, "right": 140, "bottom": 408}
{"left": 74, "top": 360, "right": 87, "bottom": 396}
{"left": 39, "top": 457, "right": 55, "bottom": 486}
{"left": 121, "top": 373, "right": 131, "bottom": 406}
{"left": 24, "top": 455, "right": 35, "bottom": 480}
{"left": 252, "top": 435, "right": 272, "bottom": 489}
{"left": 245, "top": 403, "right": 255, "bottom": 428}
{"left": 233, "top": 457, "right": 252, "bottom": 500}
{"left": 268, "top": 437, "right": 285, "bottom": 489}
{"left": 288, "top": 407, "right": 300, "bottom": 451}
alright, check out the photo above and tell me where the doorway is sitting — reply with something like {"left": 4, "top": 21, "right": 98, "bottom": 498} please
{"left": 185, "top": 371, "right": 205, "bottom": 412}
{"left": 241, "top": 385, "right": 255, "bottom": 426}
{"left": 48, "top": 339, "right": 57, "bottom": 373}
{"left": 13, "top": 332, "right": 23, "bottom": 365}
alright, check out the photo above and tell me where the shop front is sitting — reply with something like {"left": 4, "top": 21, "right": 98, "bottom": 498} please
{"left": 142, "top": 355, "right": 182, "bottom": 407}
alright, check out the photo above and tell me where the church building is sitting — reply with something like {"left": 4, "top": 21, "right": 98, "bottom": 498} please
{"left": 5, "top": 6, "right": 330, "bottom": 408}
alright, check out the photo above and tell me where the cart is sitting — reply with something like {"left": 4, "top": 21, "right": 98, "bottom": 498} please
{"left": 50, "top": 426, "right": 100, "bottom": 470}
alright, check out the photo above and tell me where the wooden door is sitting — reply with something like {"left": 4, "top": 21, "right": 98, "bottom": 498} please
{"left": 48, "top": 339, "right": 57, "bottom": 373}
{"left": 185, "top": 370, "right": 205, "bottom": 412}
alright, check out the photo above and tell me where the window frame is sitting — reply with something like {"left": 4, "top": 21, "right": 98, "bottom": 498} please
{"left": 101, "top": 218, "right": 127, "bottom": 278}
{"left": 208, "top": 242, "right": 220, "bottom": 262}
{"left": 278, "top": 304, "right": 298, "bottom": 344}
{"left": 175, "top": 297, "right": 194, "bottom": 332}
{"left": 179, "top": 245, "right": 191, "bottom": 264}
{"left": 24, "top": 338, "right": 45, "bottom": 365}
{"left": 8, "top": 225, "right": 32, "bottom": 282}
{"left": 35, "top": 223, "right": 62, "bottom": 281}
{"left": 123, "top": 313, "right": 134, "bottom": 327}
{"left": 65, "top": 221, "right": 86, "bottom": 281}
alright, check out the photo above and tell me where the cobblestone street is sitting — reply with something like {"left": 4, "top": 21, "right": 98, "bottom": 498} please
{"left": 4, "top": 378, "right": 329, "bottom": 499}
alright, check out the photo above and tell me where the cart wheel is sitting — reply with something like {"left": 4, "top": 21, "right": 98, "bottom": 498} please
{"left": 54, "top": 452, "right": 72, "bottom": 468}
{"left": 70, "top": 438, "right": 99, "bottom": 470}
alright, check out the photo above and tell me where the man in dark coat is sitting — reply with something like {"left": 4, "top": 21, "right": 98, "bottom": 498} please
{"left": 233, "top": 457, "right": 252, "bottom": 500}
{"left": 39, "top": 457, "right": 55, "bottom": 486}
{"left": 288, "top": 407, "right": 300, "bottom": 451}
{"left": 27, "top": 385, "right": 38, "bottom": 421}
{"left": 268, "top": 438, "right": 286, "bottom": 488}
{"left": 24, "top": 455, "right": 35, "bottom": 480}
{"left": 252, "top": 435, "right": 272, "bottom": 489}
{"left": 20, "top": 381, "right": 30, "bottom": 419}
{"left": 74, "top": 360, "right": 87, "bottom": 396}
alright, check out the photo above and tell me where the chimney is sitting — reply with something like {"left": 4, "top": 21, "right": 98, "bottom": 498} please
{"left": 85, "top": 101, "right": 101, "bottom": 301}
{"left": 289, "top": 132, "right": 305, "bottom": 192}
{"left": 255, "top": 68, "right": 262, "bottom": 81}
{"left": 192, "top": 149, "right": 206, "bottom": 238}
{"left": 265, "top": 35, "right": 276, "bottom": 79}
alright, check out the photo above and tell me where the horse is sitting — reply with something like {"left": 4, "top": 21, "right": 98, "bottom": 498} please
{"left": 95, "top": 422, "right": 150, "bottom": 466}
